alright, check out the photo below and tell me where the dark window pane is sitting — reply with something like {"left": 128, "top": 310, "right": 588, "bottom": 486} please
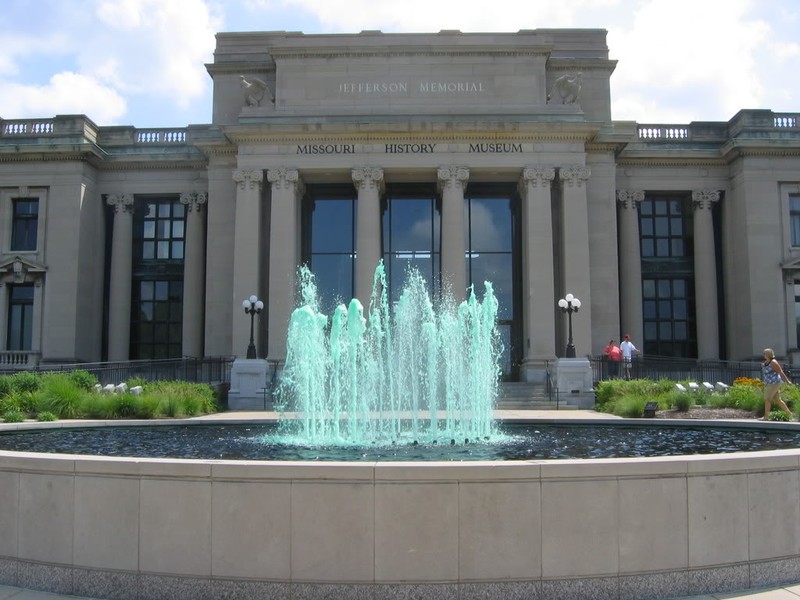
{"left": 642, "top": 280, "right": 656, "bottom": 298}
{"left": 644, "top": 300, "right": 657, "bottom": 319}
{"left": 658, "top": 300, "right": 672, "bottom": 318}
{"left": 309, "top": 254, "right": 354, "bottom": 314}
{"left": 155, "top": 281, "right": 169, "bottom": 300}
{"left": 311, "top": 199, "right": 354, "bottom": 253}
{"left": 142, "top": 242, "right": 154, "bottom": 259}
{"left": 158, "top": 204, "right": 171, "bottom": 218}
{"left": 172, "top": 221, "right": 184, "bottom": 238}
{"left": 641, "top": 239, "right": 654, "bottom": 257}
{"left": 644, "top": 322, "right": 657, "bottom": 340}
{"left": 469, "top": 198, "right": 512, "bottom": 252}
{"left": 655, "top": 217, "right": 669, "bottom": 236}
{"left": 640, "top": 219, "right": 653, "bottom": 236}
{"left": 658, "top": 280, "right": 671, "bottom": 296}
{"left": 172, "top": 241, "right": 184, "bottom": 259}
{"left": 157, "top": 241, "right": 170, "bottom": 259}
{"left": 656, "top": 239, "right": 669, "bottom": 256}
{"left": 143, "top": 222, "right": 155, "bottom": 239}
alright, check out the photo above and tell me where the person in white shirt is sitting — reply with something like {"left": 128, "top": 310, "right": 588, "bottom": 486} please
{"left": 619, "top": 334, "right": 639, "bottom": 380}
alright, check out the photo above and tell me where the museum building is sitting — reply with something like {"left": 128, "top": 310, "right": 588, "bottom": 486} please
{"left": 0, "top": 29, "right": 799, "bottom": 381}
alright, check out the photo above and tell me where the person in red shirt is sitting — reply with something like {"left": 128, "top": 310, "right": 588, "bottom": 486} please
{"left": 603, "top": 339, "right": 622, "bottom": 378}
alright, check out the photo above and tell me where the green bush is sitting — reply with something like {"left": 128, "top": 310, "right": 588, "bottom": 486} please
{"left": 159, "top": 393, "right": 183, "bottom": 418}
{"left": 615, "top": 394, "right": 647, "bottom": 418}
{"left": 81, "top": 394, "right": 115, "bottom": 419}
{"left": 37, "top": 411, "right": 57, "bottom": 422}
{"left": 134, "top": 396, "right": 159, "bottom": 419}
{"left": 767, "top": 409, "right": 792, "bottom": 422}
{"left": 724, "top": 384, "right": 763, "bottom": 412}
{"left": 672, "top": 391, "right": 693, "bottom": 412}
{"left": 68, "top": 369, "right": 98, "bottom": 391}
{"left": 0, "top": 376, "right": 13, "bottom": 398}
{"left": 2, "top": 410, "right": 24, "bottom": 423}
{"left": 11, "top": 371, "right": 40, "bottom": 393}
{"left": 37, "top": 374, "right": 85, "bottom": 418}
{"left": 112, "top": 393, "right": 138, "bottom": 418}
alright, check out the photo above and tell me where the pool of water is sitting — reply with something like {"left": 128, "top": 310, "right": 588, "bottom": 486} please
{"left": 2, "top": 422, "right": 800, "bottom": 461}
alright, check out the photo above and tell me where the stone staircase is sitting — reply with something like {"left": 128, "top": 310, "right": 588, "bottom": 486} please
{"left": 496, "top": 381, "right": 583, "bottom": 410}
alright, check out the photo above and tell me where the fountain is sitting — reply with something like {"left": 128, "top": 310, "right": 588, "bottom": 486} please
{"left": 276, "top": 262, "right": 500, "bottom": 446}
{"left": 1, "top": 265, "right": 800, "bottom": 599}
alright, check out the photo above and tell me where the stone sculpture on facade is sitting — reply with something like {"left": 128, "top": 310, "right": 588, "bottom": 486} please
{"left": 240, "top": 75, "right": 273, "bottom": 107}
{"left": 547, "top": 72, "right": 582, "bottom": 104}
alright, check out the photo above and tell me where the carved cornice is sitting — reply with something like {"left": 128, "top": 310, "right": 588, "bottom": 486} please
{"left": 268, "top": 46, "right": 552, "bottom": 61}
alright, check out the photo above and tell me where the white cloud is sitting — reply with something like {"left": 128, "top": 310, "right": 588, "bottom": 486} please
{"left": 608, "top": 0, "right": 770, "bottom": 121}
{"left": 0, "top": 72, "right": 127, "bottom": 124}
{"left": 85, "top": 0, "right": 221, "bottom": 107}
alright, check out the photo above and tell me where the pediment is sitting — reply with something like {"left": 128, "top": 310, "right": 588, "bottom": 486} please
{"left": 781, "top": 258, "right": 800, "bottom": 271}
{"left": 0, "top": 255, "right": 47, "bottom": 283}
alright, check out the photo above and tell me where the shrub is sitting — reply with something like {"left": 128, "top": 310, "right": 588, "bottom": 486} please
{"left": 81, "top": 394, "right": 115, "bottom": 419}
{"left": 614, "top": 394, "right": 646, "bottom": 418}
{"left": 37, "top": 374, "right": 85, "bottom": 418}
{"left": 767, "top": 409, "right": 792, "bottom": 422}
{"left": 2, "top": 410, "right": 24, "bottom": 423}
{"left": 159, "top": 393, "right": 183, "bottom": 418}
{"left": 134, "top": 396, "right": 159, "bottom": 419}
{"left": 10, "top": 371, "right": 40, "bottom": 393}
{"left": 0, "top": 376, "right": 13, "bottom": 398}
{"left": 724, "top": 384, "right": 763, "bottom": 412}
{"left": 672, "top": 391, "right": 693, "bottom": 412}
{"left": 37, "top": 411, "right": 57, "bottom": 422}
{"left": 733, "top": 376, "right": 762, "bottom": 388}
{"left": 68, "top": 370, "right": 99, "bottom": 391}
{"left": 112, "top": 393, "right": 138, "bottom": 418}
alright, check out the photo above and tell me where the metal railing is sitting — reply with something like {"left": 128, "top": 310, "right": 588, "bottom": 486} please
{"left": 4, "top": 356, "right": 235, "bottom": 386}
{"left": 589, "top": 355, "right": 762, "bottom": 385}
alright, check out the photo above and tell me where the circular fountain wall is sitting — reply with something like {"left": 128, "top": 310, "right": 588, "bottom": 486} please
{"left": 2, "top": 417, "right": 800, "bottom": 600}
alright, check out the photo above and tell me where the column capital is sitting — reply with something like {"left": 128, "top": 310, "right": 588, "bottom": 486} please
{"left": 521, "top": 166, "right": 555, "bottom": 189}
{"left": 267, "top": 167, "right": 305, "bottom": 199}
{"left": 106, "top": 193, "right": 134, "bottom": 214}
{"left": 617, "top": 189, "right": 645, "bottom": 210}
{"left": 352, "top": 167, "right": 385, "bottom": 192}
{"left": 233, "top": 169, "right": 264, "bottom": 190}
{"left": 437, "top": 166, "right": 470, "bottom": 191}
{"left": 559, "top": 166, "right": 591, "bottom": 187}
{"left": 692, "top": 190, "right": 721, "bottom": 210}
{"left": 180, "top": 192, "right": 208, "bottom": 212}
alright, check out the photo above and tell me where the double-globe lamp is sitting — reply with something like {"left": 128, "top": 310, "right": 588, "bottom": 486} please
{"left": 242, "top": 295, "right": 264, "bottom": 359}
{"left": 557, "top": 293, "right": 581, "bottom": 358}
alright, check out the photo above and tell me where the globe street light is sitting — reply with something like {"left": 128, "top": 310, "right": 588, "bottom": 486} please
{"left": 557, "top": 293, "right": 581, "bottom": 358}
{"left": 242, "top": 294, "right": 264, "bottom": 359}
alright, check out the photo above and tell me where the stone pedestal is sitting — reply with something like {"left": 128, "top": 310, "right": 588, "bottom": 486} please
{"left": 228, "top": 358, "right": 269, "bottom": 410}
{"left": 554, "top": 358, "right": 595, "bottom": 408}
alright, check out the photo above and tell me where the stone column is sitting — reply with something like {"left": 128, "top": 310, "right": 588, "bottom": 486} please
{"left": 617, "top": 190, "right": 645, "bottom": 346}
{"left": 232, "top": 170, "right": 264, "bottom": 358}
{"left": 352, "top": 167, "right": 384, "bottom": 307}
{"left": 519, "top": 167, "right": 557, "bottom": 376}
{"left": 106, "top": 193, "right": 134, "bottom": 361}
{"left": 437, "top": 166, "right": 469, "bottom": 300}
{"left": 267, "top": 168, "right": 304, "bottom": 362}
{"left": 180, "top": 192, "right": 207, "bottom": 357}
{"left": 0, "top": 284, "right": 7, "bottom": 348}
{"left": 559, "top": 167, "right": 592, "bottom": 356}
{"left": 692, "top": 190, "right": 721, "bottom": 359}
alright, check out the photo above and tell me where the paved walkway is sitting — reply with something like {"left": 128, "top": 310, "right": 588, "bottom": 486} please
{"left": 3, "top": 582, "right": 800, "bottom": 600}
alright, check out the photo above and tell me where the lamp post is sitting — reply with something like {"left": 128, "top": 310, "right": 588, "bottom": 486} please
{"left": 557, "top": 293, "right": 581, "bottom": 358}
{"left": 242, "top": 295, "right": 264, "bottom": 359}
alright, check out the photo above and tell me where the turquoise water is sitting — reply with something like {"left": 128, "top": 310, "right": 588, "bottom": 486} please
{"left": 276, "top": 262, "right": 502, "bottom": 446}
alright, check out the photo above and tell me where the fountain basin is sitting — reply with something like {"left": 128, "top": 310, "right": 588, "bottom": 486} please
{"left": 1, "top": 417, "right": 800, "bottom": 600}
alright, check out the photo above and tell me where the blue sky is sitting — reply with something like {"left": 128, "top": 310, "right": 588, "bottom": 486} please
{"left": 1, "top": 0, "right": 798, "bottom": 128}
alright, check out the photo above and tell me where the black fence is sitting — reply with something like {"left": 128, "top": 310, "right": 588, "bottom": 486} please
{"left": 10, "top": 356, "right": 235, "bottom": 386}
{"left": 590, "top": 355, "right": 763, "bottom": 385}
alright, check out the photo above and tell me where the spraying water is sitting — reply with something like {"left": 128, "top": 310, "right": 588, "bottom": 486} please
{"left": 276, "top": 261, "right": 502, "bottom": 446}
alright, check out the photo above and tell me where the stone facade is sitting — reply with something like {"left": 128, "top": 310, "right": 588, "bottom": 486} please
{"left": 0, "top": 30, "right": 799, "bottom": 374}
